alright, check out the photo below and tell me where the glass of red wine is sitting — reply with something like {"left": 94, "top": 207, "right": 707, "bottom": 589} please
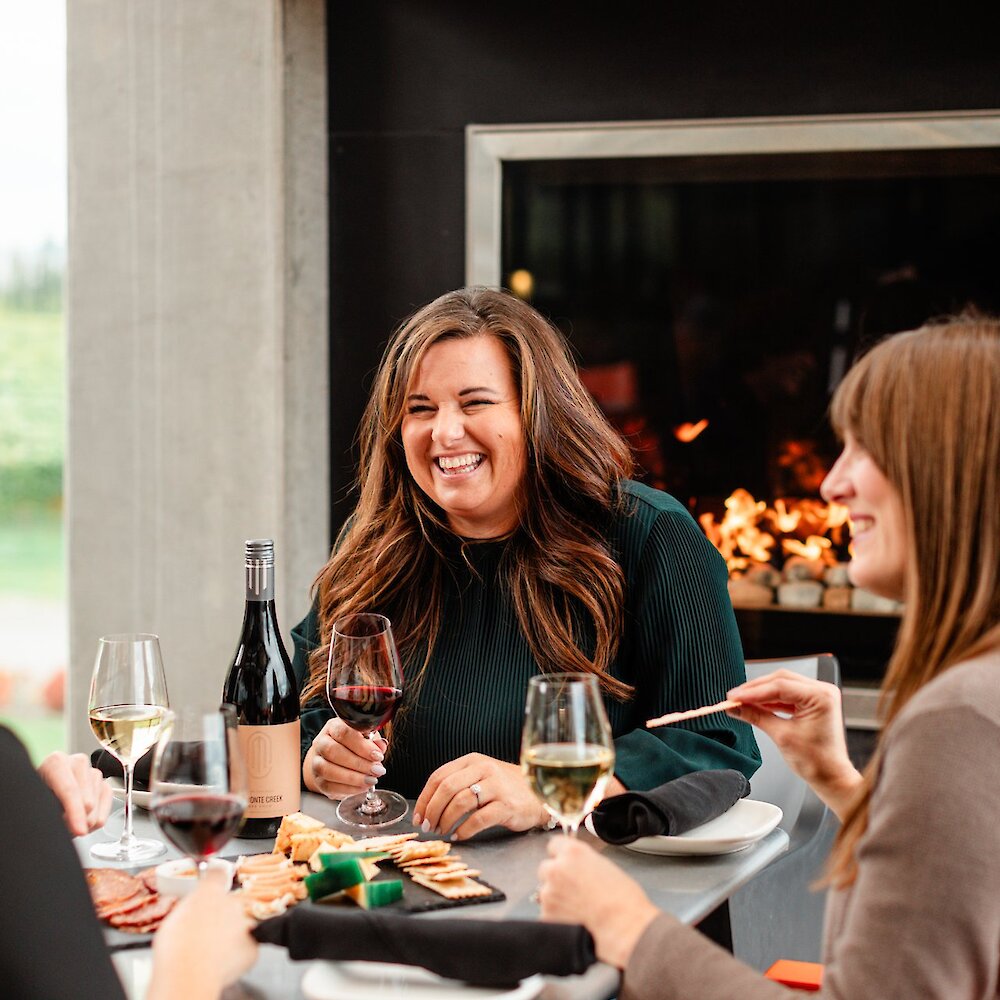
{"left": 327, "top": 613, "right": 407, "bottom": 828}
{"left": 150, "top": 705, "right": 248, "bottom": 876}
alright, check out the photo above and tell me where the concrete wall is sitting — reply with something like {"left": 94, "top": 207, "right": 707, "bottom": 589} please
{"left": 66, "top": 0, "right": 328, "bottom": 749}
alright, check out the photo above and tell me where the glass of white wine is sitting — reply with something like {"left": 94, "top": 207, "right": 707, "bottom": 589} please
{"left": 89, "top": 633, "right": 170, "bottom": 862}
{"left": 520, "top": 673, "right": 615, "bottom": 836}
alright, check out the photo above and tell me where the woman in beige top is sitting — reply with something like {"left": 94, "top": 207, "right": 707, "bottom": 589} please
{"left": 538, "top": 315, "right": 1000, "bottom": 999}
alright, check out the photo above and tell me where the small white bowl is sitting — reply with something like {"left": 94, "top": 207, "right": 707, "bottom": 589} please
{"left": 154, "top": 857, "right": 235, "bottom": 897}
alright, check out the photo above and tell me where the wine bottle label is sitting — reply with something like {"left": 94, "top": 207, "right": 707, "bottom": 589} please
{"left": 245, "top": 559, "right": 274, "bottom": 602}
{"left": 237, "top": 720, "right": 301, "bottom": 819}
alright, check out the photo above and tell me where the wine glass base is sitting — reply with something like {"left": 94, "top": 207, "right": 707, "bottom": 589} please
{"left": 336, "top": 790, "right": 409, "bottom": 828}
{"left": 90, "top": 836, "right": 167, "bottom": 863}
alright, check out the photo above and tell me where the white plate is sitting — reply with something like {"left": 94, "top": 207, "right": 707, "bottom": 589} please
{"left": 106, "top": 776, "right": 153, "bottom": 811}
{"left": 587, "top": 799, "right": 782, "bottom": 856}
{"left": 302, "top": 962, "right": 544, "bottom": 1000}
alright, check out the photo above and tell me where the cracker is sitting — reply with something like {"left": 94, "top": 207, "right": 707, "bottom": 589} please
{"left": 242, "top": 892, "right": 298, "bottom": 921}
{"left": 273, "top": 812, "right": 327, "bottom": 854}
{"left": 391, "top": 840, "right": 450, "bottom": 864}
{"left": 241, "top": 882, "right": 292, "bottom": 902}
{"left": 353, "top": 832, "right": 419, "bottom": 852}
{"left": 398, "top": 860, "right": 467, "bottom": 876}
{"left": 242, "top": 879, "right": 307, "bottom": 902}
{"left": 238, "top": 866, "right": 304, "bottom": 887}
{"left": 397, "top": 853, "right": 459, "bottom": 868}
{"left": 238, "top": 853, "right": 292, "bottom": 873}
{"left": 408, "top": 873, "right": 493, "bottom": 899}
{"left": 290, "top": 830, "right": 350, "bottom": 862}
{"left": 422, "top": 867, "right": 482, "bottom": 881}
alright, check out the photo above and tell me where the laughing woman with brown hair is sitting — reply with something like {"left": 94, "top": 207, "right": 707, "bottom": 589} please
{"left": 539, "top": 315, "right": 1000, "bottom": 999}
{"left": 292, "top": 287, "right": 759, "bottom": 838}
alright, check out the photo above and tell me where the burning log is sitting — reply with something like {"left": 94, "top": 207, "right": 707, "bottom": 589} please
{"left": 777, "top": 580, "right": 824, "bottom": 609}
{"left": 700, "top": 486, "right": 900, "bottom": 615}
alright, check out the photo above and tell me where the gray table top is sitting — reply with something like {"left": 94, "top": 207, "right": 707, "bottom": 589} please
{"left": 82, "top": 791, "right": 789, "bottom": 1000}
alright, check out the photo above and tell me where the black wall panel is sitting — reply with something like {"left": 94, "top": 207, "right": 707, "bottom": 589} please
{"left": 326, "top": 2, "right": 1000, "bottom": 531}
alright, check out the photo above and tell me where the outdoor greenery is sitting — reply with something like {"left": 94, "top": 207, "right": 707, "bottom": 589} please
{"left": 0, "top": 296, "right": 66, "bottom": 761}
{"left": 0, "top": 303, "right": 64, "bottom": 510}
{"left": 0, "top": 507, "right": 63, "bottom": 600}
{"left": 0, "top": 242, "right": 63, "bottom": 313}
{"left": 0, "top": 713, "right": 65, "bottom": 764}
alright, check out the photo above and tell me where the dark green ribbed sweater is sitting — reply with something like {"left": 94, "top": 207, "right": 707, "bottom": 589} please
{"left": 292, "top": 480, "right": 759, "bottom": 798}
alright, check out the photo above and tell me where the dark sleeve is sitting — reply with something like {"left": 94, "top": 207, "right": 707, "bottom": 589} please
{"left": 0, "top": 728, "right": 126, "bottom": 1000}
{"left": 292, "top": 599, "right": 333, "bottom": 766}
{"left": 614, "top": 507, "right": 761, "bottom": 789}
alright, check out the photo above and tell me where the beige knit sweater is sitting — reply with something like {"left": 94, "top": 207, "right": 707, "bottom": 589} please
{"left": 621, "top": 647, "right": 1000, "bottom": 1000}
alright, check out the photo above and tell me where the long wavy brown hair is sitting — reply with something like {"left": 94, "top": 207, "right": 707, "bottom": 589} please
{"left": 826, "top": 315, "right": 1000, "bottom": 888}
{"left": 302, "top": 288, "right": 636, "bottom": 725}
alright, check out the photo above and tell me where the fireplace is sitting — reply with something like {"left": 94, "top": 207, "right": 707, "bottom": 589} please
{"left": 466, "top": 113, "right": 1000, "bottom": 725}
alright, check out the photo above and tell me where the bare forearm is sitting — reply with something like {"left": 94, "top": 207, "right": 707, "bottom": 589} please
{"left": 812, "top": 765, "right": 864, "bottom": 821}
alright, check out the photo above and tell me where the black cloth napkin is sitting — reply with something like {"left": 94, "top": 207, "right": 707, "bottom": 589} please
{"left": 252, "top": 907, "right": 596, "bottom": 986}
{"left": 91, "top": 748, "right": 153, "bottom": 790}
{"left": 590, "top": 768, "right": 750, "bottom": 845}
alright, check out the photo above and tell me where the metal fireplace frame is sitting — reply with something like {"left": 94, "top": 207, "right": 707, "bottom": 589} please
{"left": 466, "top": 109, "right": 1000, "bottom": 287}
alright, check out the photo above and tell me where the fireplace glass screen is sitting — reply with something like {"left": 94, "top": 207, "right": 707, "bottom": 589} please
{"left": 502, "top": 147, "right": 1000, "bottom": 514}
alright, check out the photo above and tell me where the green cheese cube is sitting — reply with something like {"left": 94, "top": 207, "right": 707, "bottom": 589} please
{"left": 305, "top": 858, "right": 366, "bottom": 900}
{"left": 345, "top": 878, "right": 404, "bottom": 910}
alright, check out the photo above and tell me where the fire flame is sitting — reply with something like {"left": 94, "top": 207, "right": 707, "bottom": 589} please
{"left": 700, "top": 488, "right": 849, "bottom": 575}
{"left": 783, "top": 535, "right": 832, "bottom": 561}
{"left": 674, "top": 419, "right": 709, "bottom": 443}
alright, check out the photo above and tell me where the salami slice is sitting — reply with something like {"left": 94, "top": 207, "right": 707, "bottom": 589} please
{"left": 136, "top": 866, "right": 160, "bottom": 893}
{"left": 97, "top": 887, "right": 153, "bottom": 919}
{"left": 86, "top": 868, "right": 145, "bottom": 909}
{"left": 120, "top": 918, "right": 168, "bottom": 935}
{"left": 108, "top": 894, "right": 176, "bottom": 929}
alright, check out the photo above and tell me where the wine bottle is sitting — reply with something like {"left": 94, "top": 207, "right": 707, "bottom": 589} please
{"left": 222, "top": 539, "right": 301, "bottom": 838}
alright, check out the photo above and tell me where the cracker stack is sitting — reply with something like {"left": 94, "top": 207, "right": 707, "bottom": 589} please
{"left": 235, "top": 853, "right": 308, "bottom": 921}
{"left": 386, "top": 839, "right": 493, "bottom": 900}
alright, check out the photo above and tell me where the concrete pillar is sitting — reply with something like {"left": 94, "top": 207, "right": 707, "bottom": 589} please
{"left": 66, "top": 0, "right": 328, "bottom": 750}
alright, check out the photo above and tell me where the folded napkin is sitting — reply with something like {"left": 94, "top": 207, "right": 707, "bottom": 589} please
{"left": 91, "top": 748, "right": 153, "bottom": 791}
{"left": 252, "top": 907, "right": 596, "bottom": 986}
{"left": 590, "top": 768, "right": 750, "bottom": 844}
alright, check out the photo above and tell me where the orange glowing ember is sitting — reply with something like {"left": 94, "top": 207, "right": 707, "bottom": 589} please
{"left": 700, "top": 488, "right": 849, "bottom": 575}
{"left": 674, "top": 419, "right": 709, "bottom": 443}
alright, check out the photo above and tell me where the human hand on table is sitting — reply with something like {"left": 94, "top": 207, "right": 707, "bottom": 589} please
{"left": 538, "top": 837, "right": 661, "bottom": 969}
{"left": 37, "top": 750, "right": 113, "bottom": 836}
{"left": 726, "top": 668, "right": 862, "bottom": 818}
{"left": 148, "top": 865, "right": 257, "bottom": 1000}
{"left": 303, "top": 717, "right": 389, "bottom": 800}
{"left": 412, "top": 752, "right": 549, "bottom": 840}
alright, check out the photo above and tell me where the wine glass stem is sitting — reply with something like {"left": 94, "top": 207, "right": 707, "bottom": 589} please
{"left": 358, "top": 732, "right": 387, "bottom": 815}
{"left": 122, "top": 761, "right": 135, "bottom": 847}
{"left": 197, "top": 860, "right": 209, "bottom": 879}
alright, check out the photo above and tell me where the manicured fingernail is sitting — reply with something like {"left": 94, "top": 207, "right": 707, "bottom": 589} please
{"left": 364, "top": 775, "right": 378, "bottom": 786}
{"left": 371, "top": 763, "right": 386, "bottom": 777}
{"left": 371, "top": 750, "right": 384, "bottom": 762}
{"left": 412, "top": 812, "right": 422, "bottom": 825}
{"left": 420, "top": 819, "right": 431, "bottom": 833}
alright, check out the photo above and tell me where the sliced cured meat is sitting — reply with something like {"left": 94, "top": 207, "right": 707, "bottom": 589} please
{"left": 119, "top": 919, "right": 167, "bottom": 935}
{"left": 109, "top": 894, "right": 176, "bottom": 929}
{"left": 137, "top": 867, "right": 160, "bottom": 893}
{"left": 86, "top": 868, "right": 145, "bottom": 909}
{"left": 97, "top": 887, "right": 153, "bottom": 919}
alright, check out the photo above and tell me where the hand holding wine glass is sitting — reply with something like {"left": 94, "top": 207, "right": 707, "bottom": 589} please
{"left": 150, "top": 706, "right": 248, "bottom": 875}
{"left": 327, "top": 613, "right": 407, "bottom": 828}
{"left": 88, "top": 633, "right": 170, "bottom": 862}
{"left": 521, "top": 673, "right": 615, "bottom": 836}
